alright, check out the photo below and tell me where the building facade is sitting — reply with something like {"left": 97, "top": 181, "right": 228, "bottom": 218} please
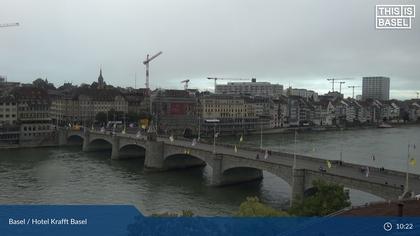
{"left": 152, "top": 89, "right": 198, "bottom": 136}
{"left": 13, "top": 87, "right": 54, "bottom": 144}
{"left": 215, "top": 79, "right": 283, "bottom": 97}
{"left": 362, "top": 76, "right": 390, "bottom": 101}
{"left": 0, "top": 96, "right": 17, "bottom": 125}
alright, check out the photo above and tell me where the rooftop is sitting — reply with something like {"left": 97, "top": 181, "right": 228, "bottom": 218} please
{"left": 334, "top": 199, "right": 420, "bottom": 216}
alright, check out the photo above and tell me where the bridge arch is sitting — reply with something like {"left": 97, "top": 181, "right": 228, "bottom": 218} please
{"left": 67, "top": 134, "right": 84, "bottom": 145}
{"left": 221, "top": 158, "right": 294, "bottom": 187}
{"left": 221, "top": 164, "right": 293, "bottom": 189}
{"left": 85, "top": 137, "right": 113, "bottom": 152}
{"left": 118, "top": 143, "right": 146, "bottom": 159}
{"left": 163, "top": 153, "right": 207, "bottom": 170}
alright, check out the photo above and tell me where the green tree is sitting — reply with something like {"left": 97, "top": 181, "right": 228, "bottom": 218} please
{"left": 289, "top": 180, "right": 351, "bottom": 216}
{"left": 235, "top": 197, "right": 289, "bottom": 217}
{"left": 95, "top": 112, "right": 107, "bottom": 124}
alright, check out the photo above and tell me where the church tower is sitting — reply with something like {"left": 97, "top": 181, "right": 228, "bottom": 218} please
{"left": 98, "top": 68, "right": 105, "bottom": 89}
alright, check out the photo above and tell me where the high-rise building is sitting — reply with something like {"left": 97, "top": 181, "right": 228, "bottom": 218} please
{"left": 362, "top": 76, "right": 390, "bottom": 101}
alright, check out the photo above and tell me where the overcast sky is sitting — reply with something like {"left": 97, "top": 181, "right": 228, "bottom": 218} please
{"left": 1, "top": 0, "right": 419, "bottom": 99}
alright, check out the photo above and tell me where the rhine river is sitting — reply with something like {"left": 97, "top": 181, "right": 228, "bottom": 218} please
{"left": 0, "top": 125, "right": 419, "bottom": 216}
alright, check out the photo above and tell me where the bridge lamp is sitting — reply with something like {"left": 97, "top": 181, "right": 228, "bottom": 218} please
{"left": 205, "top": 119, "right": 220, "bottom": 154}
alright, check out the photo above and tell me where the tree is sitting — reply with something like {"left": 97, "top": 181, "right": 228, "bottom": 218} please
{"left": 235, "top": 197, "right": 289, "bottom": 217}
{"left": 289, "top": 180, "right": 350, "bottom": 216}
{"left": 95, "top": 112, "right": 107, "bottom": 124}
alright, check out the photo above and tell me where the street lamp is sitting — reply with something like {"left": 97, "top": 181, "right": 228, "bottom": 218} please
{"left": 405, "top": 144, "right": 413, "bottom": 194}
{"left": 205, "top": 119, "right": 220, "bottom": 154}
{"left": 260, "top": 122, "right": 263, "bottom": 150}
{"left": 293, "top": 128, "right": 297, "bottom": 170}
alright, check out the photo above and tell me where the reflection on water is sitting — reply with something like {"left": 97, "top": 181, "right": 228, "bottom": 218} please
{"left": 1, "top": 126, "right": 417, "bottom": 215}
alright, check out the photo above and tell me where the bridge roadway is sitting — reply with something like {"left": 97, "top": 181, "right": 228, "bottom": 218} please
{"left": 62, "top": 130, "right": 420, "bottom": 204}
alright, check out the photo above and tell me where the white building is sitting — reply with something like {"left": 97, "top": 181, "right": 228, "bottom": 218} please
{"left": 287, "top": 88, "right": 319, "bottom": 101}
{"left": 215, "top": 78, "right": 283, "bottom": 97}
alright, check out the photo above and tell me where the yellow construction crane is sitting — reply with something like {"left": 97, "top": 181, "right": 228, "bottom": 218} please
{"left": 181, "top": 79, "right": 190, "bottom": 90}
{"left": 0, "top": 22, "right": 19, "bottom": 28}
{"left": 207, "top": 77, "right": 250, "bottom": 89}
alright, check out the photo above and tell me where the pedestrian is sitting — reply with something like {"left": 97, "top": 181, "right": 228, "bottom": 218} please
{"left": 256, "top": 154, "right": 260, "bottom": 160}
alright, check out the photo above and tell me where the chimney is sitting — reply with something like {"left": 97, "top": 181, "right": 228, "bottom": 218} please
{"left": 397, "top": 203, "right": 404, "bottom": 217}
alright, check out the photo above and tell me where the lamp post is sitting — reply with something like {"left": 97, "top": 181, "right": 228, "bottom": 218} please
{"left": 205, "top": 119, "right": 220, "bottom": 154}
{"left": 260, "top": 122, "right": 263, "bottom": 150}
{"left": 340, "top": 127, "right": 343, "bottom": 163}
{"left": 405, "top": 144, "right": 411, "bottom": 194}
{"left": 293, "top": 128, "right": 297, "bottom": 171}
{"left": 213, "top": 124, "right": 216, "bottom": 153}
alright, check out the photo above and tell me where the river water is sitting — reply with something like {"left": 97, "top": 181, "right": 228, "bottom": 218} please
{"left": 0, "top": 125, "right": 419, "bottom": 216}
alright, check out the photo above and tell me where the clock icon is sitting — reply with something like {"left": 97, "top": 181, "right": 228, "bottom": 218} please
{"left": 384, "top": 222, "right": 393, "bottom": 232}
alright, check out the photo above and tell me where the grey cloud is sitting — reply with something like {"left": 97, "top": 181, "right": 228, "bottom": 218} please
{"left": 0, "top": 0, "right": 418, "bottom": 99}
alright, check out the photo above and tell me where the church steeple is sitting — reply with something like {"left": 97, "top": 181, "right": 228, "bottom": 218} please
{"left": 98, "top": 67, "right": 105, "bottom": 89}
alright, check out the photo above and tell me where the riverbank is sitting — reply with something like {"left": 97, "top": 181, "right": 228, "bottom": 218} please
{"left": 244, "top": 122, "right": 420, "bottom": 136}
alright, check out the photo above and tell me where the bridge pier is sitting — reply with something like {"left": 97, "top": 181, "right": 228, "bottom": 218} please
{"left": 291, "top": 169, "right": 306, "bottom": 206}
{"left": 58, "top": 130, "right": 68, "bottom": 146}
{"left": 82, "top": 132, "right": 91, "bottom": 152}
{"left": 144, "top": 139, "right": 165, "bottom": 171}
{"left": 210, "top": 154, "right": 224, "bottom": 186}
{"left": 111, "top": 136, "right": 120, "bottom": 160}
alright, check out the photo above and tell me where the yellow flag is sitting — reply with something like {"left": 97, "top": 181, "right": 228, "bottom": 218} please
{"left": 327, "top": 160, "right": 332, "bottom": 169}
{"left": 234, "top": 145, "right": 238, "bottom": 153}
{"left": 410, "top": 158, "right": 416, "bottom": 167}
{"left": 239, "top": 135, "right": 243, "bottom": 143}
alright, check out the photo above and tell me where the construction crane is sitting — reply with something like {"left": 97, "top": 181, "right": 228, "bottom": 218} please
{"left": 348, "top": 85, "right": 361, "bottom": 99}
{"left": 327, "top": 78, "right": 351, "bottom": 92}
{"left": 142, "top": 51, "right": 162, "bottom": 89}
{"left": 0, "top": 22, "right": 19, "bottom": 28}
{"left": 338, "top": 81, "right": 346, "bottom": 94}
{"left": 207, "top": 77, "right": 250, "bottom": 89}
{"left": 181, "top": 79, "right": 190, "bottom": 90}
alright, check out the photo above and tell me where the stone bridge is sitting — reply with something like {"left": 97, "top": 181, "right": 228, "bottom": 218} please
{"left": 59, "top": 129, "right": 420, "bottom": 205}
